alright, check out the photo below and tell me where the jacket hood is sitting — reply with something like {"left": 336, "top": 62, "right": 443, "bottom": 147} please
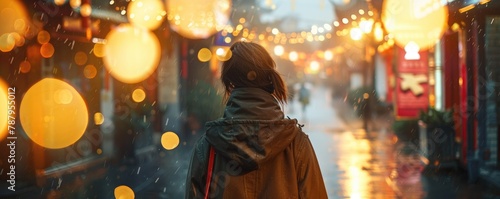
{"left": 205, "top": 88, "right": 300, "bottom": 174}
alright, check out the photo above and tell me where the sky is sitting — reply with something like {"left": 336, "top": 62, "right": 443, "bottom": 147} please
{"left": 258, "top": 0, "right": 337, "bottom": 32}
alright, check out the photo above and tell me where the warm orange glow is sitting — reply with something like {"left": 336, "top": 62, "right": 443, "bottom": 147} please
{"left": 74, "top": 51, "right": 88, "bottom": 66}
{"left": 132, "top": 88, "right": 146, "bottom": 103}
{"left": 127, "top": 0, "right": 165, "bottom": 30}
{"left": 289, "top": 51, "right": 298, "bottom": 62}
{"left": 40, "top": 43, "right": 55, "bottom": 58}
{"left": 20, "top": 78, "right": 89, "bottom": 149}
{"left": 114, "top": 185, "right": 135, "bottom": 199}
{"left": 37, "top": 30, "right": 50, "bottom": 44}
{"left": 103, "top": 24, "right": 160, "bottom": 83}
{"left": 19, "top": 60, "right": 31, "bottom": 73}
{"left": 80, "top": 3, "right": 92, "bottom": 17}
{"left": 382, "top": 0, "right": 448, "bottom": 49}
{"left": 161, "top": 131, "right": 180, "bottom": 150}
{"left": 0, "top": 1, "right": 29, "bottom": 37}
{"left": 0, "top": 79, "right": 8, "bottom": 141}
{"left": 83, "top": 64, "right": 97, "bottom": 79}
{"left": 167, "top": 0, "right": 231, "bottom": 39}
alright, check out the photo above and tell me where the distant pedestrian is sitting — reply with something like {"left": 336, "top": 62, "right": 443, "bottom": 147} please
{"left": 298, "top": 82, "right": 311, "bottom": 116}
{"left": 185, "top": 41, "right": 327, "bottom": 199}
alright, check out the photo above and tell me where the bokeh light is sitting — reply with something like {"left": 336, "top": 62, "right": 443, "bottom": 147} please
{"left": 132, "top": 88, "right": 146, "bottom": 103}
{"left": 37, "top": 30, "right": 50, "bottom": 44}
{"left": 127, "top": 0, "right": 165, "bottom": 30}
{"left": 20, "top": 78, "right": 89, "bottom": 149}
{"left": 19, "top": 60, "right": 31, "bottom": 73}
{"left": 54, "top": 0, "right": 66, "bottom": 6}
{"left": 0, "top": 33, "right": 16, "bottom": 52}
{"left": 114, "top": 185, "right": 135, "bottom": 199}
{"left": 0, "top": 79, "right": 8, "bottom": 141}
{"left": 40, "top": 43, "right": 55, "bottom": 58}
{"left": 74, "top": 51, "right": 88, "bottom": 65}
{"left": 83, "top": 64, "right": 97, "bottom": 79}
{"left": 70, "top": 0, "right": 81, "bottom": 8}
{"left": 94, "top": 112, "right": 104, "bottom": 125}
{"left": 382, "top": 0, "right": 448, "bottom": 49}
{"left": 274, "top": 45, "right": 284, "bottom": 56}
{"left": 161, "top": 131, "right": 180, "bottom": 150}
{"left": 215, "top": 47, "right": 232, "bottom": 61}
{"left": 324, "top": 50, "right": 333, "bottom": 61}
{"left": 167, "top": 0, "right": 231, "bottom": 39}
{"left": 289, "top": 51, "right": 298, "bottom": 62}
{"left": 80, "top": 3, "right": 92, "bottom": 17}
{"left": 103, "top": 24, "right": 160, "bottom": 84}
{"left": 0, "top": 1, "right": 29, "bottom": 37}
{"left": 197, "top": 48, "right": 212, "bottom": 62}
{"left": 93, "top": 43, "right": 105, "bottom": 57}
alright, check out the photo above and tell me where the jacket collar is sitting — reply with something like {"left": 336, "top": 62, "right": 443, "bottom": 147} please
{"left": 223, "top": 87, "right": 284, "bottom": 120}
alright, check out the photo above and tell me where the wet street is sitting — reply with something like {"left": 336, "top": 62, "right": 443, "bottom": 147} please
{"left": 285, "top": 85, "right": 500, "bottom": 199}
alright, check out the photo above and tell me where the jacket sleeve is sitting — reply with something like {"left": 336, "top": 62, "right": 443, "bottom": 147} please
{"left": 185, "top": 137, "right": 209, "bottom": 199}
{"left": 296, "top": 133, "right": 328, "bottom": 199}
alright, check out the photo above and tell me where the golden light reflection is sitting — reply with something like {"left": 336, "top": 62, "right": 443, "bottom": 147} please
{"left": 94, "top": 112, "right": 104, "bottom": 125}
{"left": 83, "top": 64, "right": 97, "bottom": 79}
{"left": 161, "top": 131, "right": 180, "bottom": 150}
{"left": 103, "top": 24, "right": 160, "bottom": 84}
{"left": 40, "top": 43, "right": 55, "bottom": 58}
{"left": 382, "top": 0, "right": 448, "bottom": 49}
{"left": 167, "top": 0, "right": 231, "bottom": 39}
{"left": 20, "top": 78, "right": 89, "bottom": 149}
{"left": 197, "top": 48, "right": 212, "bottom": 62}
{"left": 336, "top": 131, "right": 372, "bottom": 199}
{"left": 0, "top": 79, "right": 8, "bottom": 141}
{"left": 19, "top": 60, "right": 31, "bottom": 73}
{"left": 127, "top": 0, "right": 165, "bottom": 30}
{"left": 132, "top": 88, "right": 146, "bottom": 103}
{"left": 114, "top": 185, "right": 135, "bottom": 199}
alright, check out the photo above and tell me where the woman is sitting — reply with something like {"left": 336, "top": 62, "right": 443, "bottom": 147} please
{"left": 185, "top": 41, "right": 327, "bottom": 199}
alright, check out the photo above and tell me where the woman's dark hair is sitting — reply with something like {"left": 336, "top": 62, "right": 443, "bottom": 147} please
{"left": 221, "top": 41, "right": 287, "bottom": 104}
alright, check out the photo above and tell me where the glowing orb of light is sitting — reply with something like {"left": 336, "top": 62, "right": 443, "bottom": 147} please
{"left": 0, "top": 33, "right": 15, "bottom": 52}
{"left": 114, "top": 185, "right": 135, "bottom": 199}
{"left": 94, "top": 112, "right": 104, "bottom": 125}
{"left": 0, "top": 1, "right": 29, "bottom": 36}
{"left": 197, "top": 48, "right": 212, "bottom": 62}
{"left": 20, "top": 78, "right": 89, "bottom": 149}
{"left": 74, "top": 51, "right": 88, "bottom": 66}
{"left": 382, "top": 0, "right": 448, "bottom": 50}
{"left": 19, "top": 60, "right": 31, "bottom": 73}
{"left": 167, "top": 0, "right": 231, "bottom": 39}
{"left": 288, "top": 51, "right": 298, "bottom": 62}
{"left": 0, "top": 79, "right": 8, "bottom": 141}
{"left": 80, "top": 3, "right": 92, "bottom": 17}
{"left": 132, "top": 88, "right": 146, "bottom": 103}
{"left": 161, "top": 131, "right": 180, "bottom": 150}
{"left": 37, "top": 30, "right": 50, "bottom": 44}
{"left": 54, "top": 0, "right": 66, "bottom": 6}
{"left": 215, "top": 47, "right": 232, "bottom": 61}
{"left": 127, "top": 0, "right": 165, "bottom": 30}
{"left": 103, "top": 24, "right": 160, "bottom": 84}
{"left": 83, "top": 64, "right": 97, "bottom": 79}
{"left": 274, "top": 45, "right": 284, "bottom": 56}
{"left": 93, "top": 43, "right": 105, "bottom": 57}
{"left": 40, "top": 43, "right": 55, "bottom": 58}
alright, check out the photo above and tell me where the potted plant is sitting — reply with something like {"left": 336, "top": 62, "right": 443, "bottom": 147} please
{"left": 418, "top": 107, "right": 457, "bottom": 169}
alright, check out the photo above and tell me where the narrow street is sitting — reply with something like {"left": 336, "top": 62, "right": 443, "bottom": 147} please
{"left": 285, "top": 85, "right": 500, "bottom": 199}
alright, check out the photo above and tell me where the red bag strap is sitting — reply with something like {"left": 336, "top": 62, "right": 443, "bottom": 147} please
{"left": 204, "top": 146, "right": 215, "bottom": 199}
